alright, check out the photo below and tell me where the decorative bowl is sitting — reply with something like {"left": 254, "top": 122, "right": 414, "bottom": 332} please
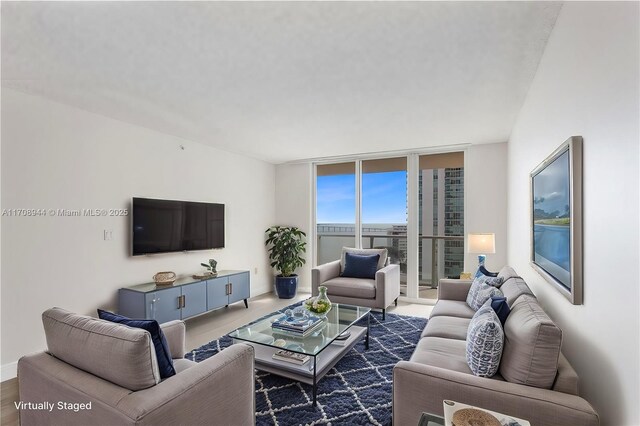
{"left": 153, "top": 271, "right": 177, "bottom": 286}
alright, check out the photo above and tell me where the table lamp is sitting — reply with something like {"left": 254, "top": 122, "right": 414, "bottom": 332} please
{"left": 467, "top": 233, "right": 495, "bottom": 278}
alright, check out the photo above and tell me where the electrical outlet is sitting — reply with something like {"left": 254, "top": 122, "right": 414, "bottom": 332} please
{"left": 103, "top": 230, "right": 113, "bottom": 241}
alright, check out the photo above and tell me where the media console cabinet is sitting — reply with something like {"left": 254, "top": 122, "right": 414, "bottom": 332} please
{"left": 118, "top": 270, "right": 250, "bottom": 323}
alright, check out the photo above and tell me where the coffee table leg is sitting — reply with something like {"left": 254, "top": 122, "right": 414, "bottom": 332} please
{"left": 366, "top": 313, "right": 370, "bottom": 350}
{"left": 312, "top": 356, "right": 317, "bottom": 406}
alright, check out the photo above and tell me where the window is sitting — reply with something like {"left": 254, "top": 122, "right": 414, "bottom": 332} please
{"left": 316, "top": 162, "right": 356, "bottom": 265}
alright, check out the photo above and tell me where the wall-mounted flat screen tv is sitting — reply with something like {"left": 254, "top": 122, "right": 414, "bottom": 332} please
{"left": 132, "top": 197, "right": 224, "bottom": 255}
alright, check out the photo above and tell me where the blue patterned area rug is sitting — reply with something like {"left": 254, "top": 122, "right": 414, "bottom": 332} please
{"left": 185, "top": 305, "right": 427, "bottom": 426}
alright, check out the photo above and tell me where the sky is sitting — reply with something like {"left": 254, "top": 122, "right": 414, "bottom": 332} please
{"left": 533, "top": 149, "right": 570, "bottom": 215}
{"left": 316, "top": 171, "right": 407, "bottom": 224}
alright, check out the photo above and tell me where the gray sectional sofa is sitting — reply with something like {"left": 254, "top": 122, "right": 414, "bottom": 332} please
{"left": 393, "top": 267, "right": 599, "bottom": 426}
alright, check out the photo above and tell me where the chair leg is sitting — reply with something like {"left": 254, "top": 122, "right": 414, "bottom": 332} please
{"left": 382, "top": 309, "right": 386, "bottom": 320}
{"left": 394, "top": 297, "right": 398, "bottom": 306}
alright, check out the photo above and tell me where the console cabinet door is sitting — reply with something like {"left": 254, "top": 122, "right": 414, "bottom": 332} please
{"left": 146, "top": 287, "right": 181, "bottom": 324}
{"left": 228, "top": 272, "right": 250, "bottom": 304}
{"left": 207, "top": 277, "right": 229, "bottom": 310}
{"left": 181, "top": 282, "right": 208, "bottom": 319}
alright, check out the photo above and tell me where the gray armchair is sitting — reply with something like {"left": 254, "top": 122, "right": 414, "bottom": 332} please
{"left": 312, "top": 248, "right": 400, "bottom": 319}
{"left": 18, "top": 308, "right": 255, "bottom": 426}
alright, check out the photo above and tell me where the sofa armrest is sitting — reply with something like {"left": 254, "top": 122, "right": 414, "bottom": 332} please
{"left": 119, "top": 343, "right": 255, "bottom": 425}
{"left": 311, "top": 260, "right": 341, "bottom": 295}
{"left": 393, "top": 361, "right": 599, "bottom": 426}
{"left": 160, "top": 320, "right": 186, "bottom": 359}
{"left": 375, "top": 264, "right": 401, "bottom": 306}
{"left": 437, "top": 279, "right": 472, "bottom": 301}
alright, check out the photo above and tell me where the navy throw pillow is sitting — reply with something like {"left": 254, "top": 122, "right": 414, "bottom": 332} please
{"left": 341, "top": 253, "right": 380, "bottom": 279}
{"left": 478, "top": 265, "right": 499, "bottom": 277}
{"left": 489, "top": 296, "right": 511, "bottom": 325}
{"left": 97, "top": 309, "right": 176, "bottom": 379}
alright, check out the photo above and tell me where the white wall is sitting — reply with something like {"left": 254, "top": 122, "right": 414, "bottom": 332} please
{"left": 507, "top": 3, "right": 639, "bottom": 425}
{"left": 1, "top": 89, "right": 276, "bottom": 375}
{"left": 274, "top": 163, "right": 313, "bottom": 291}
{"left": 465, "top": 143, "right": 508, "bottom": 272}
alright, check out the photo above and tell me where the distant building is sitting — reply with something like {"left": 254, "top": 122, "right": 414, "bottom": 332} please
{"left": 420, "top": 167, "right": 464, "bottom": 284}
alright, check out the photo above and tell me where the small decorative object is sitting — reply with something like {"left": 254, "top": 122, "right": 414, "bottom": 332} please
{"left": 451, "top": 408, "right": 501, "bottom": 426}
{"left": 443, "top": 400, "right": 530, "bottom": 426}
{"left": 273, "top": 339, "right": 287, "bottom": 347}
{"left": 530, "top": 136, "right": 583, "bottom": 304}
{"left": 153, "top": 271, "right": 176, "bottom": 286}
{"left": 460, "top": 272, "right": 472, "bottom": 280}
{"left": 200, "top": 259, "right": 218, "bottom": 276}
{"left": 285, "top": 306, "right": 309, "bottom": 321}
{"left": 304, "top": 286, "right": 332, "bottom": 318}
{"left": 467, "top": 233, "right": 496, "bottom": 278}
{"left": 265, "top": 225, "right": 307, "bottom": 299}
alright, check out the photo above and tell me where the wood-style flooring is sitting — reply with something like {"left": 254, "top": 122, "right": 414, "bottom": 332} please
{"left": 0, "top": 291, "right": 433, "bottom": 426}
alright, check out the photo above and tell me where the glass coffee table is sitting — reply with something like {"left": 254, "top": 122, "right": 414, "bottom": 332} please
{"left": 228, "top": 303, "right": 370, "bottom": 406}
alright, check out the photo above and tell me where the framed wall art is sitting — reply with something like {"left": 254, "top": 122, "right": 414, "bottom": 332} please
{"left": 530, "top": 136, "right": 583, "bottom": 304}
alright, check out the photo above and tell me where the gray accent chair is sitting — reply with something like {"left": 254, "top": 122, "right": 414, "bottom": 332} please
{"left": 392, "top": 267, "right": 599, "bottom": 426}
{"left": 312, "top": 248, "right": 400, "bottom": 320}
{"left": 18, "top": 307, "right": 255, "bottom": 426}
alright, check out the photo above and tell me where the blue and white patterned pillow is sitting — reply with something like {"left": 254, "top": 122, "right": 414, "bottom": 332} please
{"left": 466, "top": 305, "right": 504, "bottom": 377}
{"left": 479, "top": 274, "right": 504, "bottom": 288}
{"left": 466, "top": 276, "right": 504, "bottom": 311}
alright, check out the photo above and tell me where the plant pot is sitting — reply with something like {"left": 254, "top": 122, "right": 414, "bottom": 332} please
{"left": 275, "top": 275, "right": 298, "bottom": 299}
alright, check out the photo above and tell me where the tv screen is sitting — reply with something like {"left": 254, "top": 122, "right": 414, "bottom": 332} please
{"left": 132, "top": 198, "right": 224, "bottom": 255}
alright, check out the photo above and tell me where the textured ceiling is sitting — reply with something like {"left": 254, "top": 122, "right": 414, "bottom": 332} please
{"left": 1, "top": 2, "right": 562, "bottom": 163}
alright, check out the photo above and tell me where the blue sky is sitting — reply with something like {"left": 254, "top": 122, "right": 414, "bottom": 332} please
{"left": 316, "top": 171, "right": 407, "bottom": 224}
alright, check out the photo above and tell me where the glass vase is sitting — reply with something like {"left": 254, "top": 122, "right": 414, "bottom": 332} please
{"left": 310, "top": 286, "right": 332, "bottom": 318}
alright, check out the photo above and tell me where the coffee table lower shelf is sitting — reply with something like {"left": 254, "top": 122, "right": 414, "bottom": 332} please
{"left": 237, "top": 325, "right": 367, "bottom": 406}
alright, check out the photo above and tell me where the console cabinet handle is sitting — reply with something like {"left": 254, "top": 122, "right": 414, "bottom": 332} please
{"left": 229, "top": 282, "right": 233, "bottom": 294}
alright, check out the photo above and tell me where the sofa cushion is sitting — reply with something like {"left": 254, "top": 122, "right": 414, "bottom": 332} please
{"left": 42, "top": 307, "right": 160, "bottom": 390}
{"left": 500, "top": 295, "right": 562, "bottom": 389}
{"left": 172, "top": 358, "right": 197, "bottom": 375}
{"left": 466, "top": 278, "right": 504, "bottom": 311}
{"left": 341, "top": 247, "right": 387, "bottom": 271}
{"left": 500, "top": 277, "right": 535, "bottom": 306}
{"left": 341, "top": 252, "right": 380, "bottom": 279}
{"left": 421, "top": 316, "right": 470, "bottom": 340}
{"left": 498, "top": 266, "right": 520, "bottom": 284}
{"left": 466, "top": 305, "right": 504, "bottom": 377}
{"left": 323, "top": 276, "right": 376, "bottom": 299}
{"left": 98, "top": 309, "right": 176, "bottom": 379}
{"left": 410, "top": 337, "right": 472, "bottom": 374}
{"left": 429, "top": 300, "right": 475, "bottom": 319}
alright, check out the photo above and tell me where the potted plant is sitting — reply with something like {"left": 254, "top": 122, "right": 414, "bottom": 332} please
{"left": 265, "top": 226, "right": 306, "bottom": 299}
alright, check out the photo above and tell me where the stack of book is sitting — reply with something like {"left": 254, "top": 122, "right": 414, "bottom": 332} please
{"left": 271, "top": 314, "right": 324, "bottom": 338}
{"left": 272, "top": 349, "right": 310, "bottom": 365}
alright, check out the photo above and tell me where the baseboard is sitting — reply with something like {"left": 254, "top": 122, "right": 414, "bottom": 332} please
{"left": 398, "top": 296, "right": 437, "bottom": 306}
{"left": 1, "top": 361, "right": 17, "bottom": 382}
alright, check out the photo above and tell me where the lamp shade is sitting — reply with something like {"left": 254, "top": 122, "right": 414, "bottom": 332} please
{"left": 467, "top": 233, "right": 495, "bottom": 254}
